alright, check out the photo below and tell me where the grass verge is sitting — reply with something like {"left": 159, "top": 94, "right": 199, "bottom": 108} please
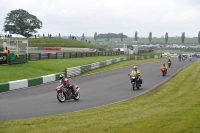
{"left": 0, "top": 55, "right": 127, "bottom": 83}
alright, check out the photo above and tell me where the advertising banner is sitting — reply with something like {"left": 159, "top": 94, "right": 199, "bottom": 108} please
{"left": 0, "top": 53, "right": 8, "bottom": 64}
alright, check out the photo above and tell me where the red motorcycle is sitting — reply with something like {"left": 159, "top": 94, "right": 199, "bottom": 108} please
{"left": 161, "top": 67, "right": 167, "bottom": 76}
{"left": 167, "top": 61, "right": 171, "bottom": 67}
{"left": 56, "top": 83, "right": 80, "bottom": 103}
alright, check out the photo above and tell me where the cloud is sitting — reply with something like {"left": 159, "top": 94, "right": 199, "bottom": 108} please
{"left": 0, "top": 0, "right": 200, "bottom": 37}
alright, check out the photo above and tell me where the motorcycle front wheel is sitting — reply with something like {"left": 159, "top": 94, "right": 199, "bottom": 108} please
{"left": 57, "top": 92, "right": 66, "bottom": 103}
{"left": 163, "top": 73, "right": 165, "bottom": 76}
{"left": 74, "top": 92, "right": 80, "bottom": 101}
{"left": 132, "top": 83, "right": 135, "bottom": 91}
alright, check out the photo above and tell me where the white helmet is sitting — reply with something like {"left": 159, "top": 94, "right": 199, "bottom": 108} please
{"left": 133, "top": 66, "right": 137, "bottom": 69}
{"left": 59, "top": 74, "right": 65, "bottom": 80}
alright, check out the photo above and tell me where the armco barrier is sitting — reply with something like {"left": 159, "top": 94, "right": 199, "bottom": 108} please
{"left": 66, "top": 57, "right": 130, "bottom": 78}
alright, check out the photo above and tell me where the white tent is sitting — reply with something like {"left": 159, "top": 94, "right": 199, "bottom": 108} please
{"left": 0, "top": 33, "right": 26, "bottom": 38}
{"left": 0, "top": 33, "right": 4, "bottom": 38}
{"left": 10, "top": 34, "right": 26, "bottom": 38}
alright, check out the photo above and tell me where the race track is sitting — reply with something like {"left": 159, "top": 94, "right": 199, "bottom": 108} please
{"left": 0, "top": 58, "right": 195, "bottom": 120}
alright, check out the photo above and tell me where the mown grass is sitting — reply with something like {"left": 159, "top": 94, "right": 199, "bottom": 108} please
{"left": 0, "top": 60, "right": 199, "bottom": 133}
{"left": 139, "top": 51, "right": 158, "bottom": 56}
{"left": 0, "top": 55, "right": 127, "bottom": 83}
{"left": 0, "top": 38, "right": 104, "bottom": 48}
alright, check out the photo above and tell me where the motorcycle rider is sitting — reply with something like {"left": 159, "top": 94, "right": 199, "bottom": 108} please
{"left": 59, "top": 74, "right": 75, "bottom": 95}
{"left": 161, "top": 63, "right": 168, "bottom": 74}
{"left": 130, "top": 66, "right": 142, "bottom": 83}
{"left": 168, "top": 58, "right": 171, "bottom": 63}
{"left": 178, "top": 54, "right": 181, "bottom": 61}
{"left": 189, "top": 55, "right": 192, "bottom": 61}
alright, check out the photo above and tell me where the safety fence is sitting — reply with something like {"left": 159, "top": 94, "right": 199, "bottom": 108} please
{"left": 0, "top": 53, "right": 28, "bottom": 65}
{"left": 28, "top": 51, "right": 124, "bottom": 60}
{"left": 66, "top": 57, "right": 130, "bottom": 78}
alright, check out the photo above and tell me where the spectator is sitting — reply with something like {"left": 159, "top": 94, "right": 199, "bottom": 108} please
{"left": 3, "top": 47, "right": 9, "bottom": 55}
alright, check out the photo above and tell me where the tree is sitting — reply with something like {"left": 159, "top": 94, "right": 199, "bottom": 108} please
{"left": 198, "top": 31, "right": 200, "bottom": 44}
{"left": 148, "top": 32, "right": 152, "bottom": 42}
{"left": 134, "top": 31, "right": 138, "bottom": 41}
{"left": 165, "top": 32, "right": 168, "bottom": 43}
{"left": 181, "top": 32, "right": 185, "bottom": 44}
{"left": 58, "top": 33, "right": 61, "bottom": 38}
{"left": 94, "top": 32, "right": 97, "bottom": 43}
{"left": 3, "top": 9, "right": 42, "bottom": 38}
{"left": 82, "top": 33, "right": 85, "bottom": 41}
{"left": 69, "top": 34, "right": 71, "bottom": 40}
{"left": 107, "top": 33, "right": 110, "bottom": 42}
{"left": 96, "top": 33, "right": 128, "bottom": 39}
{"left": 121, "top": 32, "right": 123, "bottom": 42}
{"left": 43, "top": 34, "right": 45, "bottom": 39}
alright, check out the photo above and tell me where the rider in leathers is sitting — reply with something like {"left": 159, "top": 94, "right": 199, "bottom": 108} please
{"left": 59, "top": 74, "right": 75, "bottom": 95}
{"left": 161, "top": 63, "right": 168, "bottom": 74}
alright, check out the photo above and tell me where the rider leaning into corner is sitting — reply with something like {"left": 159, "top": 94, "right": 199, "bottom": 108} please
{"left": 130, "top": 66, "right": 141, "bottom": 82}
{"left": 59, "top": 74, "right": 76, "bottom": 95}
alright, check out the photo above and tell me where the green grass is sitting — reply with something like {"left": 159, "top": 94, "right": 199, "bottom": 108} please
{"left": 93, "top": 37, "right": 200, "bottom": 45}
{"left": 0, "top": 38, "right": 106, "bottom": 48}
{"left": 0, "top": 59, "right": 199, "bottom": 133}
{"left": 139, "top": 51, "right": 158, "bottom": 56}
{"left": 0, "top": 55, "right": 128, "bottom": 83}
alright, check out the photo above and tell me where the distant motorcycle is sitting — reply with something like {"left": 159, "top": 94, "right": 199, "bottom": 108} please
{"left": 56, "top": 84, "right": 80, "bottom": 103}
{"left": 161, "top": 68, "right": 167, "bottom": 76}
{"left": 167, "top": 61, "right": 171, "bottom": 67}
{"left": 189, "top": 56, "right": 192, "bottom": 61}
{"left": 128, "top": 74, "right": 142, "bottom": 91}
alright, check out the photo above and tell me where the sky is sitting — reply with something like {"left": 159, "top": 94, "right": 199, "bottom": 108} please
{"left": 0, "top": 0, "right": 200, "bottom": 38}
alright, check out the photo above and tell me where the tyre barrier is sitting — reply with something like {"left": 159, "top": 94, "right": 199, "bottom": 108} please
{"left": 66, "top": 57, "right": 130, "bottom": 78}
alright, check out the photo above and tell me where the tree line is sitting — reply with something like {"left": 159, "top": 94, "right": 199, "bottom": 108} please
{"left": 2, "top": 9, "right": 200, "bottom": 44}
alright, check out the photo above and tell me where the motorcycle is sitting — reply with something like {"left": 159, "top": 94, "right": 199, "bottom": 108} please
{"left": 167, "top": 61, "right": 171, "bottom": 67}
{"left": 128, "top": 74, "right": 142, "bottom": 91}
{"left": 56, "top": 84, "right": 80, "bottom": 103}
{"left": 189, "top": 57, "right": 192, "bottom": 61}
{"left": 161, "top": 67, "right": 167, "bottom": 76}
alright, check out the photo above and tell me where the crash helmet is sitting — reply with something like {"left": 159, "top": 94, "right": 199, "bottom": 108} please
{"left": 59, "top": 74, "right": 65, "bottom": 80}
{"left": 133, "top": 66, "right": 137, "bottom": 69}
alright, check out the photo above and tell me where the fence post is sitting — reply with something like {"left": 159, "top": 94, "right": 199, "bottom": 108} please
{"left": 39, "top": 53, "right": 41, "bottom": 60}
{"left": 56, "top": 53, "right": 58, "bottom": 59}
{"left": 63, "top": 52, "right": 65, "bottom": 59}
{"left": 48, "top": 53, "right": 50, "bottom": 59}
{"left": 28, "top": 53, "right": 31, "bottom": 60}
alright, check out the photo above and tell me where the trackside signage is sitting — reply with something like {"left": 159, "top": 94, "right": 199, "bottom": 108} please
{"left": 0, "top": 53, "right": 8, "bottom": 64}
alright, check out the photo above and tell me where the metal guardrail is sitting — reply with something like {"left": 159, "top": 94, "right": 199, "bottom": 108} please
{"left": 28, "top": 51, "right": 124, "bottom": 60}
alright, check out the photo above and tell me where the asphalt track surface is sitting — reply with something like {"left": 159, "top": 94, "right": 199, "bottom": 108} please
{"left": 0, "top": 58, "right": 196, "bottom": 120}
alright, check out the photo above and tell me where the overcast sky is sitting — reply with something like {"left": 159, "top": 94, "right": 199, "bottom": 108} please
{"left": 0, "top": 0, "right": 200, "bottom": 37}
